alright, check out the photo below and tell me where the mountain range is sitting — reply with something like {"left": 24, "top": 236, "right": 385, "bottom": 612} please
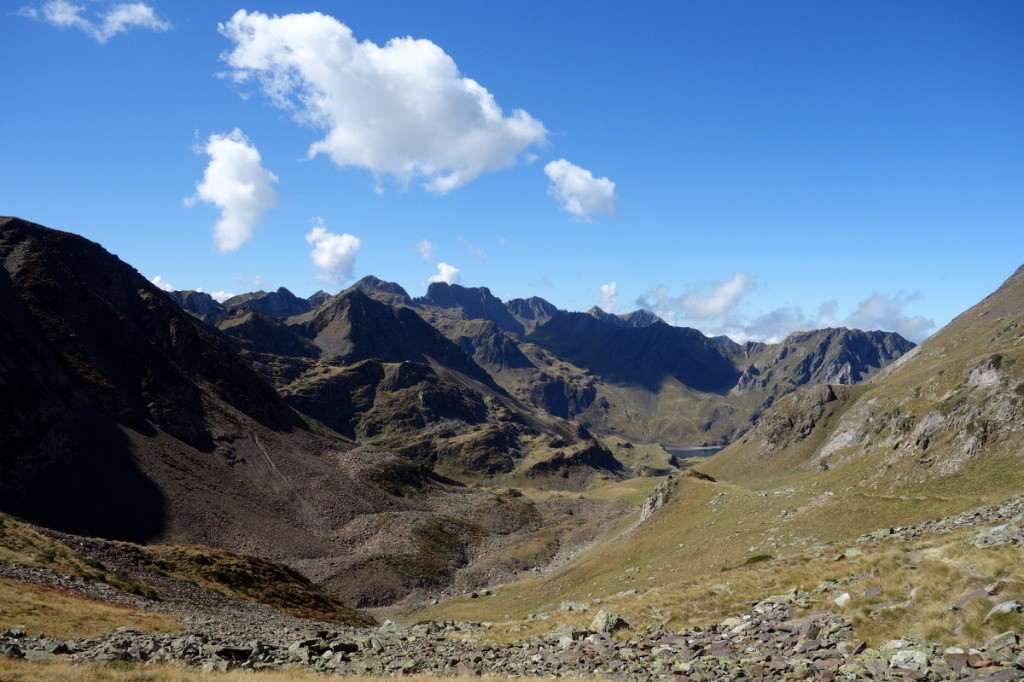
{"left": 0, "top": 215, "right": 951, "bottom": 615}
{"left": 173, "top": 273, "right": 914, "bottom": 457}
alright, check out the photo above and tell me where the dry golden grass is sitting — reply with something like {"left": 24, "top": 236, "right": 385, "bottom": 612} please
{"left": 409, "top": 461, "right": 1024, "bottom": 650}
{"left": 0, "top": 579, "right": 179, "bottom": 639}
{"left": 0, "top": 513, "right": 370, "bottom": 628}
{"left": 0, "top": 661, "right": 533, "bottom": 682}
{"left": 0, "top": 515, "right": 107, "bottom": 581}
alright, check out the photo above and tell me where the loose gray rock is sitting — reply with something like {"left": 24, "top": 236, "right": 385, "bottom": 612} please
{"left": 590, "top": 609, "right": 630, "bottom": 634}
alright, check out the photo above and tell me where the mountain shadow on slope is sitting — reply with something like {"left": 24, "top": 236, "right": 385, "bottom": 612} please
{"left": 528, "top": 312, "right": 740, "bottom": 393}
{"left": 0, "top": 217, "right": 306, "bottom": 540}
{"left": 169, "top": 290, "right": 224, "bottom": 322}
{"left": 222, "top": 287, "right": 312, "bottom": 318}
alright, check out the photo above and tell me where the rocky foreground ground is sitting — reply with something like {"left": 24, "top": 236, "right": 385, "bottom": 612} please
{"left": 1, "top": 589, "right": 1023, "bottom": 681}
{"left": 2, "top": 496, "right": 1024, "bottom": 681}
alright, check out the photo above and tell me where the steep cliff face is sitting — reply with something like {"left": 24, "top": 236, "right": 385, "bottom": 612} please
{"left": 732, "top": 328, "right": 916, "bottom": 395}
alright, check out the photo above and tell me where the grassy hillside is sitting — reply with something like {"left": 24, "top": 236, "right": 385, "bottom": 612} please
{"left": 0, "top": 512, "right": 373, "bottom": 628}
{"left": 404, "top": 264, "right": 1024, "bottom": 648}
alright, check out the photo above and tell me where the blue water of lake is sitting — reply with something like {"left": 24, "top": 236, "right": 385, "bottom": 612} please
{"left": 664, "top": 446, "right": 722, "bottom": 459}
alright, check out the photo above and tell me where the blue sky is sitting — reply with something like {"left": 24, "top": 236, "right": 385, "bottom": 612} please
{"left": 3, "top": 1, "right": 1022, "bottom": 342}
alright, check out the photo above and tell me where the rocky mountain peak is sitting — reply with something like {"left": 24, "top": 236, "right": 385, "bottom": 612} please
{"left": 349, "top": 276, "right": 412, "bottom": 307}
{"left": 306, "top": 290, "right": 332, "bottom": 308}
{"left": 505, "top": 296, "right": 559, "bottom": 334}
{"left": 223, "top": 287, "right": 311, "bottom": 319}
{"left": 417, "top": 282, "right": 523, "bottom": 335}
{"left": 169, "top": 289, "right": 224, "bottom": 321}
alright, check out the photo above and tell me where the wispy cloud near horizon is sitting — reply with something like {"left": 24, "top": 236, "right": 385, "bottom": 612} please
{"left": 638, "top": 274, "right": 935, "bottom": 343}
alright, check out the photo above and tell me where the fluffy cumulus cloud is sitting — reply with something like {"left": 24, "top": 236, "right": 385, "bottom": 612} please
{"left": 428, "top": 262, "right": 461, "bottom": 285}
{"left": 543, "top": 159, "right": 617, "bottom": 221}
{"left": 638, "top": 275, "right": 935, "bottom": 343}
{"left": 305, "top": 218, "right": 360, "bottom": 281}
{"left": 598, "top": 281, "right": 618, "bottom": 313}
{"left": 218, "top": 10, "right": 547, "bottom": 194}
{"left": 19, "top": 1, "right": 171, "bottom": 43}
{"left": 414, "top": 239, "right": 435, "bottom": 261}
{"left": 150, "top": 274, "right": 173, "bottom": 291}
{"left": 185, "top": 129, "right": 278, "bottom": 253}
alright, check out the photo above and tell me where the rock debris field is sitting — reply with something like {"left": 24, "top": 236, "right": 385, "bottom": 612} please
{"left": 2, "top": 496, "right": 1024, "bottom": 680}
{"left": 2, "top": 590, "right": 1024, "bottom": 681}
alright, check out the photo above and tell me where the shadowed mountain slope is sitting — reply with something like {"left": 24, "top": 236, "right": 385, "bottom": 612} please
{"left": 0, "top": 217, "right": 566, "bottom": 607}
{"left": 168, "top": 289, "right": 224, "bottom": 322}
{"left": 222, "top": 287, "right": 312, "bottom": 318}
{"left": 527, "top": 313, "right": 740, "bottom": 393}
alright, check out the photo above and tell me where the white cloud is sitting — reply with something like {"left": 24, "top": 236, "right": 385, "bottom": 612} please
{"left": 458, "top": 236, "right": 486, "bottom": 262}
{"left": 680, "top": 272, "right": 756, "bottom": 319}
{"left": 219, "top": 10, "right": 547, "bottom": 194}
{"left": 21, "top": 1, "right": 171, "bottom": 43}
{"left": 598, "top": 281, "right": 619, "bottom": 313}
{"left": 638, "top": 273, "right": 756, "bottom": 324}
{"left": 543, "top": 159, "right": 617, "bottom": 221}
{"left": 414, "top": 239, "right": 434, "bottom": 261}
{"left": 846, "top": 293, "right": 935, "bottom": 341}
{"left": 150, "top": 274, "right": 173, "bottom": 291}
{"left": 209, "top": 290, "right": 235, "bottom": 303}
{"left": 638, "top": 277, "right": 935, "bottom": 343}
{"left": 428, "top": 262, "right": 461, "bottom": 285}
{"left": 185, "top": 129, "right": 278, "bottom": 253}
{"left": 305, "top": 218, "right": 361, "bottom": 281}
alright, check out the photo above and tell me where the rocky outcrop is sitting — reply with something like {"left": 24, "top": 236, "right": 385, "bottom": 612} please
{"left": 416, "top": 282, "right": 524, "bottom": 335}
{"left": 528, "top": 441, "right": 623, "bottom": 476}
{"left": 169, "top": 290, "right": 224, "bottom": 322}
{"left": 348, "top": 276, "right": 412, "bottom": 307}
{"left": 506, "top": 296, "right": 559, "bottom": 334}
{"left": 223, "top": 287, "right": 311, "bottom": 319}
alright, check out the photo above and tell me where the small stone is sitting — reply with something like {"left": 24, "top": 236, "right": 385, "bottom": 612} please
{"left": 984, "top": 600, "right": 1023, "bottom": 622}
{"left": 986, "top": 631, "right": 1018, "bottom": 651}
{"left": 833, "top": 592, "right": 851, "bottom": 607}
{"left": 890, "top": 648, "right": 930, "bottom": 670}
{"left": 22, "top": 650, "right": 59, "bottom": 663}
{"left": 560, "top": 600, "right": 589, "bottom": 612}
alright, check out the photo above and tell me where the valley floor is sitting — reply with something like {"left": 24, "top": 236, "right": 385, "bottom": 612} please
{"left": 3, "top": 493, "right": 1024, "bottom": 681}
